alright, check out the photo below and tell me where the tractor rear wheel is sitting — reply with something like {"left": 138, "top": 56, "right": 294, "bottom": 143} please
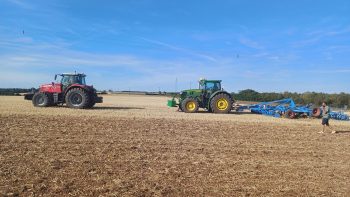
{"left": 32, "top": 92, "right": 50, "bottom": 107}
{"left": 65, "top": 88, "right": 91, "bottom": 109}
{"left": 181, "top": 98, "right": 199, "bottom": 113}
{"left": 210, "top": 93, "right": 232, "bottom": 113}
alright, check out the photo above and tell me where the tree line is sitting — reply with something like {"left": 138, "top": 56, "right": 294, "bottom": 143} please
{"left": 232, "top": 89, "right": 350, "bottom": 108}
{"left": 0, "top": 88, "right": 35, "bottom": 96}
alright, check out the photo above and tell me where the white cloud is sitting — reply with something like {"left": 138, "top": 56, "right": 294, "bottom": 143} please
{"left": 139, "top": 37, "right": 218, "bottom": 62}
{"left": 305, "top": 69, "right": 350, "bottom": 74}
{"left": 239, "top": 37, "right": 263, "bottom": 49}
{"left": 0, "top": 39, "right": 236, "bottom": 90}
{"left": 5, "top": 0, "right": 33, "bottom": 9}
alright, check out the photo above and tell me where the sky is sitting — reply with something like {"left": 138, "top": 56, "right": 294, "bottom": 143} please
{"left": 0, "top": 0, "right": 350, "bottom": 93}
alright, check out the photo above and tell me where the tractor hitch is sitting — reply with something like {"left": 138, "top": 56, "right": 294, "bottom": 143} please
{"left": 24, "top": 93, "right": 35, "bottom": 100}
{"left": 95, "top": 96, "right": 103, "bottom": 103}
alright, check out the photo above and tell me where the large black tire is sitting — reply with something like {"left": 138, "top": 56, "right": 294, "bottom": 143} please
{"left": 210, "top": 93, "right": 232, "bottom": 113}
{"left": 32, "top": 92, "right": 50, "bottom": 107}
{"left": 65, "top": 88, "right": 91, "bottom": 109}
{"left": 181, "top": 98, "right": 199, "bottom": 113}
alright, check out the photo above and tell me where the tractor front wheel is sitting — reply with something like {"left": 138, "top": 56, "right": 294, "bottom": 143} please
{"left": 181, "top": 98, "right": 199, "bottom": 113}
{"left": 65, "top": 88, "right": 90, "bottom": 109}
{"left": 32, "top": 92, "right": 50, "bottom": 107}
{"left": 210, "top": 93, "right": 232, "bottom": 113}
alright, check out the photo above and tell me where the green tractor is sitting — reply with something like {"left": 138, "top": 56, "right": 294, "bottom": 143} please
{"left": 168, "top": 79, "right": 234, "bottom": 113}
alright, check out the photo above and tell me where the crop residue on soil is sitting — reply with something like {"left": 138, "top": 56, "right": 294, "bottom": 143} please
{"left": 1, "top": 95, "right": 350, "bottom": 196}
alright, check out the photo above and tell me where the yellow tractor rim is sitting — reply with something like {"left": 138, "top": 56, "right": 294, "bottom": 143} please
{"left": 217, "top": 98, "right": 228, "bottom": 110}
{"left": 186, "top": 101, "right": 196, "bottom": 111}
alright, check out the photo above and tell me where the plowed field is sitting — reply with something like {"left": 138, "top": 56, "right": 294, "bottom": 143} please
{"left": 1, "top": 95, "right": 350, "bottom": 196}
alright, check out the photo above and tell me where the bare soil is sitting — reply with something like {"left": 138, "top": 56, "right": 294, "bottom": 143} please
{"left": 1, "top": 95, "right": 350, "bottom": 196}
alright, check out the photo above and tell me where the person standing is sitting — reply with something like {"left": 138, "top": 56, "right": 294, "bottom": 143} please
{"left": 319, "top": 102, "right": 337, "bottom": 134}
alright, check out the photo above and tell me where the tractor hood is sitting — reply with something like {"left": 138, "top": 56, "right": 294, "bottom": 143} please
{"left": 39, "top": 83, "right": 61, "bottom": 92}
{"left": 180, "top": 89, "right": 201, "bottom": 94}
{"left": 40, "top": 83, "right": 55, "bottom": 88}
{"left": 180, "top": 89, "right": 202, "bottom": 98}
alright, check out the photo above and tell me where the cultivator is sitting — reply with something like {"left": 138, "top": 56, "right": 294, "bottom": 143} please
{"left": 237, "top": 98, "right": 311, "bottom": 118}
{"left": 237, "top": 98, "right": 349, "bottom": 121}
{"left": 312, "top": 107, "right": 349, "bottom": 121}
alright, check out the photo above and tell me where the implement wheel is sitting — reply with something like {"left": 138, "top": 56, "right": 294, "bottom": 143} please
{"left": 32, "top": 92, "right": 50, "bottom": 107}
{"left": 210, "top": 93, "right": 232, "bottom": 113}
{"left": 181, "top": 98, "right": 199, "bottom": 113}
{"left": 312, "top": 108, "right": 321, "bottom": 117}
{"left": 284, "top": 110, "right": 297, "bottom": 119}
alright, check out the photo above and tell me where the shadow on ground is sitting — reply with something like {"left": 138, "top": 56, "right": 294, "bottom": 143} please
{"left": 181, "top": 111, "right": 255, "bottom": 115}
{"left": 49, "top": 105, "right": 145, "bottom": 110}
{"left": 92, "top": 106, "right": 145, "bottom": 110}
{"left": 335, "top": 130, "right": 350, "bottom": 134}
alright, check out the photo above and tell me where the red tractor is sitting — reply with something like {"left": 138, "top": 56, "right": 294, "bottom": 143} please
{"left": 24, "top": 73, "right": 103, "bottom": 109}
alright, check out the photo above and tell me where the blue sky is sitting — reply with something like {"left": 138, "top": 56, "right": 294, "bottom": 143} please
{"left": 0, "top": 0, "right": 350, "bottom": 93}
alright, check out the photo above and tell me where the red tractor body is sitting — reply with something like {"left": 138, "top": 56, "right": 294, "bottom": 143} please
{"left": 24, "top": 73, "right": 103, "bottom": 109}
{"left": 39, "top": 83, "right": 63, "bottom": 93}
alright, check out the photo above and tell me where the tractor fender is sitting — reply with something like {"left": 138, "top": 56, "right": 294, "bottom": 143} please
{"left": 64, "top": 84, "right": 94, "bottom": 96}
{"left": 179, "top": 96, "right": 201, "bottom": 108}
{"left": 207, "top": 91, "right": 234, "bottom": 109}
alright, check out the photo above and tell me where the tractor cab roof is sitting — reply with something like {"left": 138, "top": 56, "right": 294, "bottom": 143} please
{"left": 59, "top": 73, "right": 86, "bottom": 76}
{"left": 54, "top": 73, "right": 86, "bottom": 80}
{"left": 199, "top": 79, "right": 222, "bottom": 84}
{"left": 203, "top": 80, "right": 221, "bottom": 83}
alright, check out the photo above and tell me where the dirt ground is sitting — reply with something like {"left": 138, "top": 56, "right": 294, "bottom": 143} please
{"left": 1, "top": 94, "right": 350, "bottom": 196}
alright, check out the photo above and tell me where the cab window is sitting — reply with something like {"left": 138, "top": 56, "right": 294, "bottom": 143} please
{"left": 205, "top": 82, "right": 221, "bottom": 90}
{"left": 60, "top": 75, "right": 86, "bottom": 85}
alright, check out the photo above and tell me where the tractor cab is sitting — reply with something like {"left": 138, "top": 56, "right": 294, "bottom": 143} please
{"left": 55, "top": 73, "right": 86, "bottom": 90}
{"left": 199, "top": 79, "right": 222, "bottom": 92}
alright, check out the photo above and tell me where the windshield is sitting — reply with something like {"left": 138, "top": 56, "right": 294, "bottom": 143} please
{"left": 59, "top": 75, "right": 86, "bottom": 85}
{"left": 199, "top": 81, "right": 221, "bottom": 90}
{"left": 200, "top": 81, "right": 221, "bottom": 90}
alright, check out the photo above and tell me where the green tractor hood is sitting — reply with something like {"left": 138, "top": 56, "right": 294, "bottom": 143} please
{"left": 167, "top": 89, "right": 202, "bottom": 107}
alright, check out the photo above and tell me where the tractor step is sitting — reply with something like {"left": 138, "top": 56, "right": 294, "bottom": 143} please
{"left": 95, "top": 96, "right": 103, "bottom": 103}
